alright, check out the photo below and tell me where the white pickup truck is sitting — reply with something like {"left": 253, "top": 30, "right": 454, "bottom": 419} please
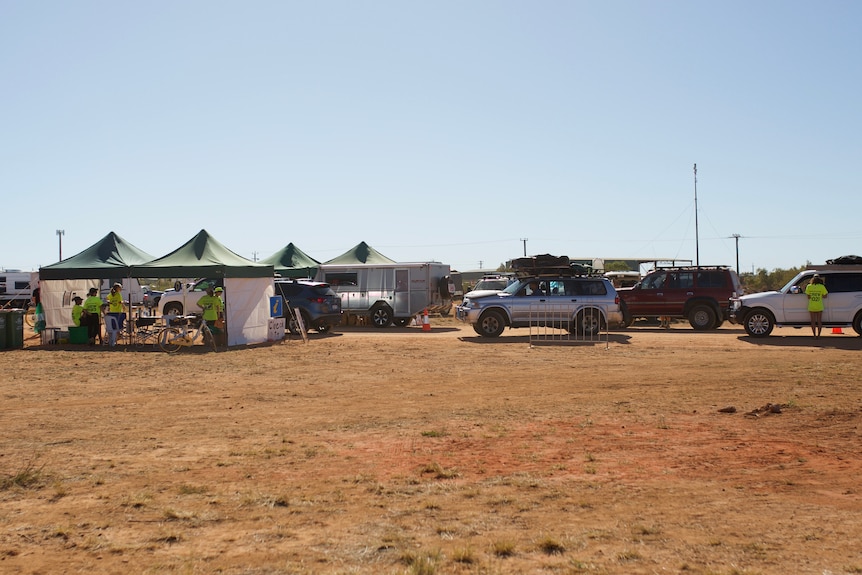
{"left": 157, "top": 278, "right": 224, "bottom": 316}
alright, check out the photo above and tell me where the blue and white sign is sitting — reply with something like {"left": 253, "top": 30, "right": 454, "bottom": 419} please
{"left": 270, "top": 296, "right": 283, "bottom": 318}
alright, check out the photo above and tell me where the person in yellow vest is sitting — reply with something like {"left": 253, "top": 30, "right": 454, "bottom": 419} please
{"left": 82, "top": 287, "right": 104, "bottom": 345}
{"left": 106, "top": 283, "right": 127, "bottom": 333}
{"left": 71, "top": 295, "right": 84, "bottom": 327}
{"left": 805, "top": 274, "right": 828, "bottom": 339}
{"left": 197, "top": 287, "right": 224, "bottom": 348}
{"left": 213, "top": 286, "right": 226, "bottom": 347}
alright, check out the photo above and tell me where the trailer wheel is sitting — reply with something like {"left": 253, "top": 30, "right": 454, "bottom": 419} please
{"left": 370, "top": 304, "right": 393, "bottom": 328}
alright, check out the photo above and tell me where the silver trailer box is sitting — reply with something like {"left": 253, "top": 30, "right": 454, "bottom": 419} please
{"left": 316, "top": 262, "right": 454, "bottom": 327}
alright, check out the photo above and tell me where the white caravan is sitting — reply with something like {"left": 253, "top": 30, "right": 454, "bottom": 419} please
{"left": 316, "top": 262, "right": 454, "bottom": 327}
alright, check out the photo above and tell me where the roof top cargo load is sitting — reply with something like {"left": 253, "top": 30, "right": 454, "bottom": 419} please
{"left": 315, "top": 262, "right": 454, "bottom": 328}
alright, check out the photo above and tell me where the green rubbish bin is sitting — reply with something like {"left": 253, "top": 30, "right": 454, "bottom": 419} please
{"left": 0, "top": 311, "right": 7, "bottom": 349}
{"left": 5, "top": 309, "right": 24, "bottom": 349}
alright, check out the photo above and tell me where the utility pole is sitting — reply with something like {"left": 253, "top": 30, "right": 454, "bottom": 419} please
{"left": 56, "top": 229, "right": 65, "bottom": 261}
{"left": 252, "top": 251, "right": 258, "bottom": 262}
{"left": 520, "top": 238, "right": 528, "bottom": 257}
{"left": 693, "top": 164, "right": 700, "bottom": 267}
{"left": 731, "top": 234, "right": 741, "bottom": 275}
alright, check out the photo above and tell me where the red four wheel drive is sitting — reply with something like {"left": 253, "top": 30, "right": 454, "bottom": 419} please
{"left": 617, "top": 266, "right": 743, "bottom": 330}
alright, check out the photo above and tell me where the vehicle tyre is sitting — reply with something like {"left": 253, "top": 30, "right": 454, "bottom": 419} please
{"left": 573, "top": 308, "right": 604, "bottom": 336}
{"left": 286, "top": 315, "right": 299, "bottom": 335}
{"left": 475, "top": 310, "right": 505, "bottom": 337}
{"left": 620, "top": 301, "right": 633, "bottom": 328}
{"left": 159, "top": 327, "right": 183, "bottom": 352}
{"left": 370, "top": 304, "right": 393, "bottom": 328}
{"left": 743, "top": 308, "right": 775, "bottom": 337}
{"left": 163, "top": 302, "right": 183, "bottom": 317}
{"left": 288, "top": 310, "right": 312, "bottom": 334}
{"left": 688, "top": 305, "right": 717, "bottom": 330}
{"left": 852, "top": 312, "right": 862, "bottom": 336}
{"left": 393, "top": 317, "right": 410, "bottom": 327}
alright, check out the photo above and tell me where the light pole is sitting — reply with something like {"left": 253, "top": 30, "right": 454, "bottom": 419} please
{"left": 693, "top": 164, "right": 699, "bottom": 267}
{"left": 520, "top": 238, "right": 528, "bottom": 257}
{"left": 731, "top": 234, "right": 741, "bottom": 275}
{"left": 56, "top": 229, "right": 65, "bottom": 261}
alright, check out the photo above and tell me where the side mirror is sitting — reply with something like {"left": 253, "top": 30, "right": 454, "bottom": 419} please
{"left": 790, "top": 286, "right": 801, "bottom": 294}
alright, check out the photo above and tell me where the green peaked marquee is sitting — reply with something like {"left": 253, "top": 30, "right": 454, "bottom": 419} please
{"left": 260, "top": 243, "right": 320, "bottom": 278}
{"left": 323, "top": 241, "right": 395, "bottom": 265}
{"left": 131, "top": 230, "right": 273, "bottom": 278}
{"left": 39, "top": 231, "right": 156, "bottom": 280}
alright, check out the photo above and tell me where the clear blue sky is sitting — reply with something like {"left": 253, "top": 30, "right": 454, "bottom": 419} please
{"left": 3, "top": 1, "right": 860, "bottom": 275}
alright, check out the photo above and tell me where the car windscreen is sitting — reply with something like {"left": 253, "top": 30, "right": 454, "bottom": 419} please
{"left": 502, "top": 281, "right": 524, "bottom": 295}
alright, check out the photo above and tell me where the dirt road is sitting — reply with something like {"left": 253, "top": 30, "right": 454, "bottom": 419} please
{"left": 2, "top": 319, "right": 861, "bottom": 574}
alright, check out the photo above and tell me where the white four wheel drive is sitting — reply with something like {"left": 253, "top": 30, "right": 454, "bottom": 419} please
{"left": 730, "top": 265, "right": 862, "bottom": 337}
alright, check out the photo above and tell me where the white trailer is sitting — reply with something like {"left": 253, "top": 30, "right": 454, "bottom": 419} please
{"left": 0, "top": 270, "right": 38, "bottom": 308}
{"left": 316, "top": 262, "right": 454, "bottom": 327}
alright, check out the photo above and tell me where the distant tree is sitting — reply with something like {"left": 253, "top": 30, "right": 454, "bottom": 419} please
{"left": 739, "top": 265, "right": 805, "bottom": 293}
{"left": 604, "top": 261, "right": 631, "bottom": 272}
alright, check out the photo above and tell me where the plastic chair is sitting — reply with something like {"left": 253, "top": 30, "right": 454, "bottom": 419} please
{"left": 103, "top": 314, "right": 120, "bottom": 347}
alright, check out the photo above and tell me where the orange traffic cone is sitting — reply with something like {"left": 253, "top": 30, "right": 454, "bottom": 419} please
{"left": 422, "top": 308, "right": 431, "bottom": 332}
{"left": 832, "top": 327, "right": 843, "bottom": 334}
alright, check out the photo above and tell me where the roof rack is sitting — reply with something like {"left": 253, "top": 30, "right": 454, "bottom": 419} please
{"left": 805, "top": 264, "right": 862, "bottom": 272}
{"left": 509, "top": 255, "right": 601, "bottom": 278}
{"left": 649, "top": 264, "right": 731, "bottom": 271}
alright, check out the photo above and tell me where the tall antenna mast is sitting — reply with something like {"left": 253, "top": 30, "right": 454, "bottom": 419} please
{"left": 693, "top": 163, "right": 700, "bottom": 266}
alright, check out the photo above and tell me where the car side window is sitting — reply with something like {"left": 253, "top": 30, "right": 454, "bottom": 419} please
{"left": 547, "top": 281, "right": 564, "bottom": 295}
{"left": 576, "top": 281, "right": 606, "bottom": 296}
{"left": 641, "top": 273, "right": 665, "bottom": 290}
{"left": 697, "top": 271, "right": 723, "bottom": 288}
{"left": 676, "top": 272, "right": 694, "bottom": 289}
{"left": 825, "top": 273, "right": 862, "bottom": 293}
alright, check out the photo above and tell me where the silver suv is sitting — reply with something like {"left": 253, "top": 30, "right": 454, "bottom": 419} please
{"left": 730, "top": 265, "right": 862, "bottom": 337}
{"left": 456, "top": 274, "right": 624, "bottom": 337}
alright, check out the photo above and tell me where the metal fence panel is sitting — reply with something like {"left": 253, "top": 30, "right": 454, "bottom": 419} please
{"left": 527, "top": 302, "right": 609, "bottom": 348}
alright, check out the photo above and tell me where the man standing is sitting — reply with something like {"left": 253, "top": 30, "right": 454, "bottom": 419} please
{"left": 106, "top": 283, "right": 127, "bottom": 333}
{"left": 82, "top": 287, "right": 104, "bottom": 345}
{"left": 197, "top": 287, "right": 224, "bottom": 348}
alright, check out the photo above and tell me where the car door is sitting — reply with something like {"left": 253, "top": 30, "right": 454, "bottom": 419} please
{"left": 782, "top": 277, "right": 812, "bottom": 324}
{"left": 510, "top": 280, "right": 549, "bottom": 325}
{"left": 658, "top": 271, "right": 694, "bottom": 315}
{"left": 822, "top": 273, "right": 862, "bottom": 324}
{"left": 545, "top": 279, "right": 571, "bottom": 325}
{"left": 625, "top": 271, "right": 674, "bottom": 316}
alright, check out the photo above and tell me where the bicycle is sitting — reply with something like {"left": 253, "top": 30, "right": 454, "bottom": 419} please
{"left": 24, "top": 303, "right": 36, "bottom": 327}
{"left": 133, "top": 316, "right": 171, "bottom": 349}
{"left": 159, "top": 314, "right": 217, "bottom": 353}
